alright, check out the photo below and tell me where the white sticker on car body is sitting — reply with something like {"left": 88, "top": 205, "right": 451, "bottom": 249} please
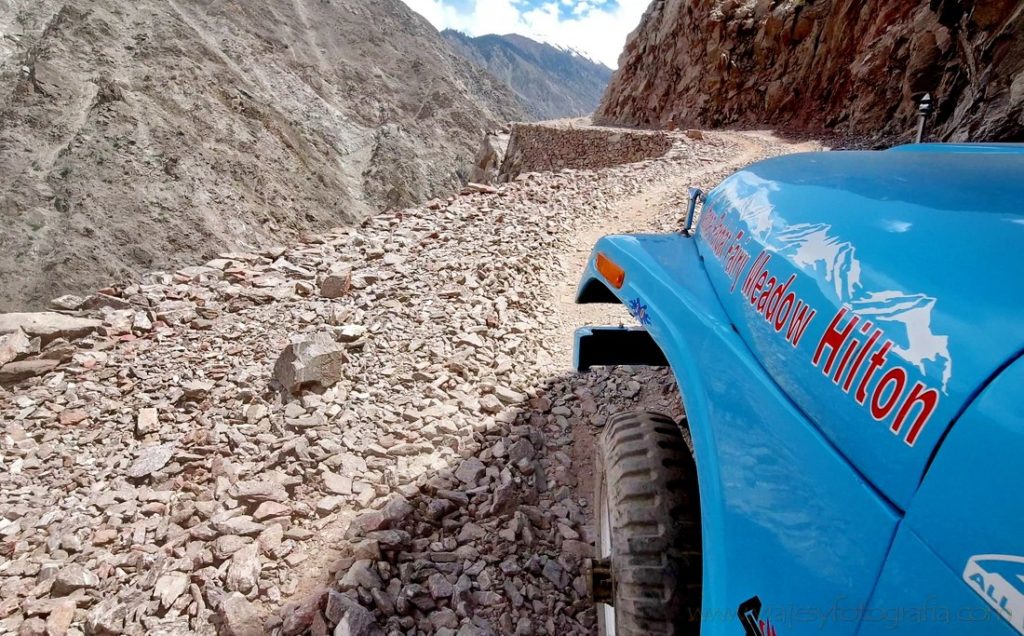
{"left": 964, "top": 554, "right": 1024, "bottom": 635}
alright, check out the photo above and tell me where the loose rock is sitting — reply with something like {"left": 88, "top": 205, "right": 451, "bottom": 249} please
{"left": 126, "top": 442, "right": 176, "bottom": 478}
{"left": 154, "top": 572, "right": 190, "bottom": 609}
{"left": 0, "top": 328, "right": 33, "bottom": 366}
{"left": 274, "top": 332, "right": 348, "bottom": 394}
{"left": 0, "top": 359, "right": 59, "bottom": 385}
{"left": 0, "top": 312, "right": 101, "bottom": 344}
{"left": 320, "top": 270, "right": 352, "bottom": 299}
{"left": 52, "top": 564, "right": 98, "bottom": 596}
{"left": 219, "top": 593, "right": 263, "bottom": 636}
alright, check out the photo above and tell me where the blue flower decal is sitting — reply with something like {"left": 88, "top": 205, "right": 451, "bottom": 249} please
{"left": 628, "top": 298, "right": 651, "bottom": 326}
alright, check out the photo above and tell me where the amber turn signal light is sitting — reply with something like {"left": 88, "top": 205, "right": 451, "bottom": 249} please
{"left": 596, "top": 252, "right": 625, "bottom": 289}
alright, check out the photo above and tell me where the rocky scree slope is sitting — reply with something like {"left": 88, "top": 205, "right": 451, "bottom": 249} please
{"left": 0, "top": 0, "right": 525, "bottom": 312}
{"left": 443, "top": 31, "right": 613, "bottom": 120}
{"left": 0, "top": 130, "right": 795, "bottom": 635}
{"left": 598, "top": 0, "right": 1024, "bottom": 142}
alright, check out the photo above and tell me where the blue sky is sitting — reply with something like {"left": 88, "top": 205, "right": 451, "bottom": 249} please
{"left": 399, "top": 0, "right": 650, "bottom": 68}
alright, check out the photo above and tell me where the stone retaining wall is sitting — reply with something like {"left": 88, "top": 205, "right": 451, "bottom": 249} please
{"left": 498, "top": 122, "right": 674, "bottom": 181}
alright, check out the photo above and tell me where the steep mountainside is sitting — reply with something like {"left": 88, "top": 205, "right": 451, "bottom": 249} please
{"left": 598, "top": 0, "right": 1024, "bottom": 142}
{"left": 443, "top": 30, "right": 612, "bottom": 119}
{"left": 0, "top": 0, "right": 525, "bottom": 310}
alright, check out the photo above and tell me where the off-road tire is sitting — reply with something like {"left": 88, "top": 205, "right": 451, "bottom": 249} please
{"left": 595, "top": 411, "right": 702, "bottom": 635}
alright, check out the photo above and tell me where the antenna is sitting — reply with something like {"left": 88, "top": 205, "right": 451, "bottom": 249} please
{"left": 916, "top": 93, "right": 934, "bottom": 143}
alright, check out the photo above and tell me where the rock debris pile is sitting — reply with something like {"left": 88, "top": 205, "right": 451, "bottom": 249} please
{"left": 0, "top": 131, "right": 792, "bottom": 635}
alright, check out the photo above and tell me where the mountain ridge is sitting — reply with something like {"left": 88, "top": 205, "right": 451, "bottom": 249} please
{"left": 442, "top": 29, "right": 612, "bottom": 120}
{"left": 0, "top": 0, "right": 526, "bottom": 310}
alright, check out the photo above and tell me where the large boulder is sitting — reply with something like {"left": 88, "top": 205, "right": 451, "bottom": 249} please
{"left": 468, "top": 133, "right": 509, "bottom": 184}
{"left": 274, "top": 332, "right": 348, "bottom": 395}
{"left": 0, "top": 328, "right": 34, "bottom": 366}
{"left": 320, "top": 269, "right": 352, "bottom": 299}
{"left": 218, "top": 593, "right": 263, "bottom": 636}
{"left": 0, "top": 359, "right": 59, "bottom": 386}
{"left": 0, "top": 312, "right": 101, "bottom": 345}
{"left": 52, "top": 564, "right": 99, "bottom": 596}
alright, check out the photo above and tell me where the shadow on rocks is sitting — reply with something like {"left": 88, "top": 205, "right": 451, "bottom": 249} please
{"left": 268, "top": 366, "right": 682, "bottom": 636}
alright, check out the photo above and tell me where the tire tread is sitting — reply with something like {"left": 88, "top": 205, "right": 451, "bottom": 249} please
{"left": 596, "top": 411, "right": 702, "bottom": 635}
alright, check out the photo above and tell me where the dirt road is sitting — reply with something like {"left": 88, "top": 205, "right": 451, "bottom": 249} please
{"left": 0, "top": 130, "right": 816, "bottom": 635}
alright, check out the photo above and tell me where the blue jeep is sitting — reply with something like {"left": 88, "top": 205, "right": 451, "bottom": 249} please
{"left": 574, "top": 144, "right": 1024, "bottom": 635}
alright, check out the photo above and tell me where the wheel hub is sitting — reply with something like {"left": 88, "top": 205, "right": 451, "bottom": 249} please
{"left": 587, "top": 557, "right": 614, "bottom": 604}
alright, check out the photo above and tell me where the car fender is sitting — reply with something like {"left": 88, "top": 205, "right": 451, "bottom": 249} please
{"left": 577, "top": 232, "right": 899, "bottom": 634}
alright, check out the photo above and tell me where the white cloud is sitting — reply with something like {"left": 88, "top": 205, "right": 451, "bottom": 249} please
{"left": 400, "top": 0, "right": 650, "bottom": 68}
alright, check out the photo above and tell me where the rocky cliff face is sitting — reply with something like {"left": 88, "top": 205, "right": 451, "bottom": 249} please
{"left": 597, "top": 0, "right": 1024, "bottom": 143}
{"left": 0, "top": 0, "right": 525, "bottom": 310}
{"left": 443, "top": 30, "right": 613, "bottom": 119}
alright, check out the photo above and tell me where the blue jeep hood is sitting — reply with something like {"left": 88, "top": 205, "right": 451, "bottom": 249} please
{"left": 696, "top": 147, "right": 1024, "bottom": 508}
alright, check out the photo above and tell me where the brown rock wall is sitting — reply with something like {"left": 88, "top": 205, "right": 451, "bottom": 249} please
{"left": 499, "top": 122, "right": 674, "bottom": 180}
{"left": 597, "top": 0, "right": 1024, "bottom": 143}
